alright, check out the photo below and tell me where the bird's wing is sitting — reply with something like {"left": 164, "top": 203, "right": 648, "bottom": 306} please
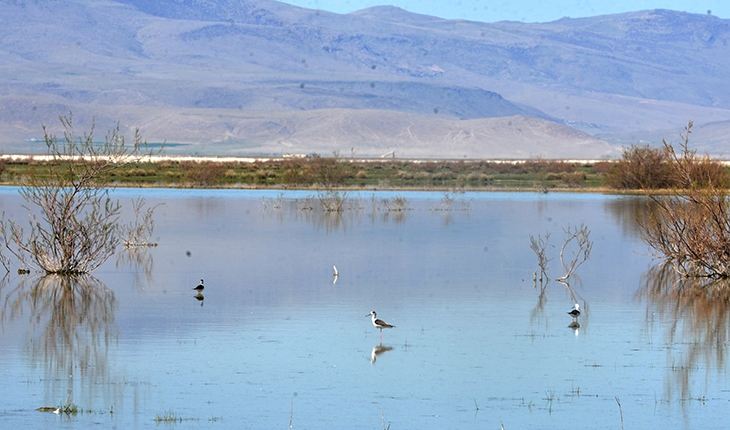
{"left": 375, "top": 319, "right": 393, "bottom": 328}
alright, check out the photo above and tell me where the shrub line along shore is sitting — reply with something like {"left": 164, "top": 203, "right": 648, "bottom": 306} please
{"left": 0, "top": 153, "right": 716, "bottom": 194}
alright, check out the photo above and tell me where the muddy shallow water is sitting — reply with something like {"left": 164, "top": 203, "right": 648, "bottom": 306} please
{"left": 1, "top": 188, "right": 728, "bottom": 429}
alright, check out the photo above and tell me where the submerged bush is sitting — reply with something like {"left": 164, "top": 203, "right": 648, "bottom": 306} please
{"left": 0, "top": 113, "right": 157, "bottom": 274}
{"left": 639, "top": 122, "right": 730, "bottom": 278}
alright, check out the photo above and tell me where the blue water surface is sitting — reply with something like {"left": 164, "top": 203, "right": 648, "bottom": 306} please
{"left": 0, "top": 188, "right": 727, "bottom": 429}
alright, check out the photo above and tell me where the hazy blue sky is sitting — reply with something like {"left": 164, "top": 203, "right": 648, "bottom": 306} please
{"left": 279, "top": 0, "right": 728, "bottom": 22}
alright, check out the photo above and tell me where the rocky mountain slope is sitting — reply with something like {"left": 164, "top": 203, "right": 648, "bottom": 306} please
{"left": 1, "top": 0, "right": 729, "bottom": 157}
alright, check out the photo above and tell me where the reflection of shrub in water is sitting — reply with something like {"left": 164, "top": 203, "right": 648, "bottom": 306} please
{"left": 638, "top": 262, "right": 730, "bottom": 401}
{"left": 297, "top": 195, "right": 315, "bottom": 211}
{"left": 116, "top": 246, "right": 155, "bottom": 284}
{"left": 1, "top": 274, "right": 116, "bottom": 402}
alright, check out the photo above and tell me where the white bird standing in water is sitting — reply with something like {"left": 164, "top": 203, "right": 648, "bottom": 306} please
{"left": 567, "top": 303, "right": 580, "bottom": 321}
{"left": 193, "top": 279, "right": 205, "bottom": 292}
{"left": 368, "top": 311, "right": 395, "bottom": 341}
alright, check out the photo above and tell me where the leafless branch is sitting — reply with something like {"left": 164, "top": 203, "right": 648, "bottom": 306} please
{"left": 556, "top": 224, "right": 592, "bottom": 282}
{"left": 118, "top": 197, "right": 160, "bottom": 248}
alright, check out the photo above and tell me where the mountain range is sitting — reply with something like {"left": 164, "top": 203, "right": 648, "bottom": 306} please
{"left": 2, "top": 0, "right": 729, "bottom": 158}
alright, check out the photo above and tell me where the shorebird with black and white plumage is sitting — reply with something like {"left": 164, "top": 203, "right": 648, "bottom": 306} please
{"left": 567, "top": 303, "right": 580, "bottom": 321}
{"left": 368, "top": 311, "right": 395, "bottom": 341}
{"left": 193, "top": 279, "right": 205, "bottom": 292}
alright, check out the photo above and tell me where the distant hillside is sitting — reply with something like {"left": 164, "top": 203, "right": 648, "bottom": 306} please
{"left": 1, "top": 0, "right": 729, "bottom": 157}
{"left": 137, "top": 109, "right": 618, "bottom": 159}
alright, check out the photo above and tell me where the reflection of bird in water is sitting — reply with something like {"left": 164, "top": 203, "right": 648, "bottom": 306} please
{"left": 193, "top": 279, "right": 205, "bottom": 292}
{"left": 333, "top": 265, "right": 339, "bottom": 284}
{"left": 569, "top": 321, "right": 580, "bottom": 333}
{"left": 194, "top": 293, "right": 204, "bottom": 306}
{"left": 567, "top": 303, "right": 580, "bottom": 321}
{"left": 370, "top": 344, "right": 393, "bottom": 363}
{"left": 368, "top": 311, "right": 395, "bottom": 341}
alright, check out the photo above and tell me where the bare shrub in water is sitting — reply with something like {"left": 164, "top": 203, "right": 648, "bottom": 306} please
{"left": 0, "top": 113, "right": 157, "bottom": 274}
{"left": 307, "top": 151, "right": 353, "bottom": 212}
{"left": 529, "top": 224, "right": 592, "bottom": 283}
{"left": 529, "top": 231, "right": 551, "bottom": 287}
{"left": 118, "top": 197, "right": 159, "bottom": 248}
{"left": 639, "top": 122, "right": 730, "bottom": 278}
{"left": 431, "top": 191, "right": 471, "bottom": 211}
{"left": 529, "top": 227, "right": 590, "bottom": 322}
{"left": 371, "top": 195, "right": 410, "bottom": 212}
{"left": 556, "top": 224, "right": 593, "bottom": 282}
{"left": 318, "top": 190, "right": 349, "bottom": 212}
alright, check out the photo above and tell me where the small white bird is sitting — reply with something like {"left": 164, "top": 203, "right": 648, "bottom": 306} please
{"left": 333, "top": 265, "right": 339, "bottom": 276}
{"left": 368, "top": 310, "right": 395, "bottom": 341}
{"left": 567, "top": 303, "right": 581, "bottom": 321}
{"left": 368, "top": 311, "right": 394, "bottom": 330}
{"left": 193, "top": 279, "right": 205, "bottom": 292}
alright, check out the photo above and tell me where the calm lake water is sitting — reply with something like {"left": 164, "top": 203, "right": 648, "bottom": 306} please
{"left": 1, "top": 188, "right": 729, "bottom": 429}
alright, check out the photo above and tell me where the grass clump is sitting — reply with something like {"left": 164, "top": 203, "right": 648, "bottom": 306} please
{"left": 154, "top": 409, "right": 200, "bottom": 424}
{"left": 155, "top": 409, "right": 182, "bottom": 423}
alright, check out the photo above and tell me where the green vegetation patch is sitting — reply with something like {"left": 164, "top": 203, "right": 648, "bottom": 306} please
{"left": 0, "top": 155, "right": 721, "bottom": 191}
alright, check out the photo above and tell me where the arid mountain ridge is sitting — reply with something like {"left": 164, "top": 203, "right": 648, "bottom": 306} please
{"left": 2, "top": 0, "right": 730, "bottom": 158}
